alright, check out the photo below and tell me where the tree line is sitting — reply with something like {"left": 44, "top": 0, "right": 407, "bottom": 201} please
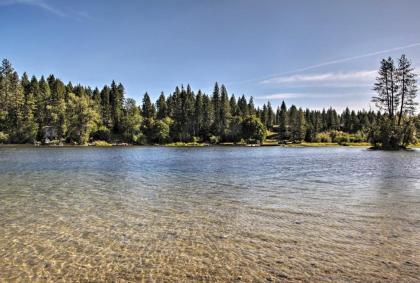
{"left": 0, "top": 57, "right": 418, "bottom": 147}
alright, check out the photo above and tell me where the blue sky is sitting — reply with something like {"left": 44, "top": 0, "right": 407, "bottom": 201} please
{"left": 1, "top": 0, "right": 420, "bottom": 111}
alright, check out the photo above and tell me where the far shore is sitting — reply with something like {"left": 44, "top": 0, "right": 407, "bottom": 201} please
{"left": 1, "top": 142, "right": 419, "bottom": 149}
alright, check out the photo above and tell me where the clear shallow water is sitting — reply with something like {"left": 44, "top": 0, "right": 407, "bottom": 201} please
{"left": 0, "top": 147, "right": 419, "bottom": 282}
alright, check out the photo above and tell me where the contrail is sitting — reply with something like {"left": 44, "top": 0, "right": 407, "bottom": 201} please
{"left": 229, "top": 42, "right": 420, "bottom": 85}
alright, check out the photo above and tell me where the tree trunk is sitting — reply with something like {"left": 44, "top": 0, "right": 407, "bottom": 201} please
{"left": 390, "top": 71, "right": 394, "bottom": 117}
{"left": 398, "top": 74, "right": 405, "bottom": 126}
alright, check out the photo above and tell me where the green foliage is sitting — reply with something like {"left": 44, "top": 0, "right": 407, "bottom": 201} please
{"left": 121, "top": 98, "right": 142, "bottom": 142}
{"left": 369, "top": 55, "right": 418, "bottom": 149}
{"left": 290, "top": 109, "right": 306, "bottom": 142}
{"left": 151, "top": 119, "right": 171, "bottom": 144}
{"left": 314, "top": 132, "right": 332, "bottom": 143}
{"left": 314, "top": 130, "right": 367, "bottom": 144}
{"left": 129, "top": 133, "right": 147, "bottom": 145}
{"left": 226, "top": 116, "right": 243, "bottom": 142}
{"left": 241, "top": 115, "right": 267, "bottom": 143}
{"left": 209, "top": 135, "right": 220, "bottom": 144}
{"left": 92, "top": 126, "right": 111, "bottom": 142}
{"left": 0, "top": 132, "right": 9, "bottom": 143}
{"left": 368, "top": 116, "right": 417, "bottom": 149}
{"left": 0, "top": 56, "right": 417, "bottom": 148}
{"left": 156, "top": 92, "right": 167, "bottom": 119}
{"left": 142, "top": 92, "right": 155, "bottom": 119}
{"left": 66, "top": 93, "right": 100, "bottom": 144}
{"left": 277, "top": 101, "right": 289, "bottom": 140}
{"left": 110, "top": 81, "right": 124, "bottom": 131}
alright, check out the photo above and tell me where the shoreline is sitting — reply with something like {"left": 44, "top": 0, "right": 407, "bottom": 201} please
{"left": 1, "top": 142, "right": 416, "bottom": 149}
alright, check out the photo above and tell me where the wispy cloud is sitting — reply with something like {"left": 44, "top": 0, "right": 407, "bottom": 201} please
{"left": 0, "top": 0, "right": 90, "bottom": 19}
{"left": 229, "top": 42, "right": 420, "bottom": 85}
{"left": 261, "top": 70, "right": 377, "bottom": 86}
{"left": 257, "top": 91, "right": 373, "bottom": 100}
{"left": 269, "top": 43, "right": 420, "bottom": 77}
{"left": 257, "top": 93, "right": 309, "bottom": 99}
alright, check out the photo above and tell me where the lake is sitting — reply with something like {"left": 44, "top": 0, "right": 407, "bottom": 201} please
{"left": 0, "top": 147, "right": 419, "bottom": 282}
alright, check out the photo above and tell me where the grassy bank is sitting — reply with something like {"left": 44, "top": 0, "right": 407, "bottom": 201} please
{"left": 0, "top": 141, "right": 411, "bottom": 148}
{"left": 165, "top": 142, "right": 208, "bottom": 147}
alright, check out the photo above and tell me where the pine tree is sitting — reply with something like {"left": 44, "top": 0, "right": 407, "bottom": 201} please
{"left": 92, "top": 87, "right": 101, "bottom": 107}
{"left": 48, "top": 76, "right": 66, "bottom": 100}
{"left": 142, "top": 92, "right": 155, "bottom": 119}
{"left": 350, "top": 110, "right": 359, "bottom": 133}
{"left": 372, "top": 57, "right": 398, "bottom": 117}
{"left": 261, "top": 104, "right": 268, "bottom": 127}
{"left": 21, "top": 72, "right": 31, "bottom": 97}
{"left": 278, "top": 101, "right": 289, "bottom": 140}
{"left": 237, "top": 95, "right": 248, "bottom": 117}
{"left": 267, "top": 101, "right": 274, "bottom": 128}
{"left": 248, "top": 96, "right": 255, "bottom": 116}
{"left": 219, "top": 84, "right": 231, "bottom": 138}
{"left": 296, "top": 109, "right": 306, "bottom": 141}
{"left": 184, "top": 85, "right": 196, "bottom": 139}
{"left": 23, "top": 92, "right": 38, "bottom": 142}
{"left": 38, "top": 76, "right": 51, "bottom": 126}
{"left": 194, "top": 90, "right": 203, "bottom": 137}
{"left": 100, "top": 86, "right": 112, "bottom": 128}
{"left": 289, "top": 105, "right": 298, "bottom": 141}
{"left": 156, "top": 92, "right": 167, "bottom": 119}
{"left": 304, "top": 108, "right": 314, "bottom": 142}
{"left": 0, "top": 60, "right": 11, "bottom": 132}
{"left": 229, "top": 94, "right": 238, "bottom": 117}
{"left": 326, "top": 108, "right": 338, "bottom": 130}
{"left": 342, "top": 107, "right": 351, "bottom": 132}
{"left": 9, "top": 72, "right": 25, "bottom": 142}
{"left": 201, "top": 94, "right": 213, "bottom": 139}
{"left": 109, "top": 81, "right": 125, "bottom": 131}
{"left": 396, "top": 54, "right": 418, "bottom": 125}
{"left": 211, "top": 82, "right": 221, "bottom": 136}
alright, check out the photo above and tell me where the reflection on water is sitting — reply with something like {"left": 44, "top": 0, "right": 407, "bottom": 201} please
{"left": 0, "top": 147, "right": 419, "bottom": 282}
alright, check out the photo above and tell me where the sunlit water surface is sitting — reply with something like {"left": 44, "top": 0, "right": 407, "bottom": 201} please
{"left": 0, "top": 147, "right": 419, "bottom": 282}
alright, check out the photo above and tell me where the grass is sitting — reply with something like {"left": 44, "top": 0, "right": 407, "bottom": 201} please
{"left": 411, "top": 143, "right": 420, "bottom": 148}
{"left": 266, "top": 130, "right": 277, "bottom": 139}
{"left": 92, "top": 140, "right": 113, "bottom": 147}
{"left": 166, "top": 141, "right": 375, "bottom": 147}
{"left": 296, "top": 142, "right": 339, "bottom": 147}
{"left": 165, "top": 142, "right": 206, "bottom": 147}
{"left": 339, "top": 142, "right": 371, "bottom": 147}
{"left": 273, "top": 142, "right": 371, "bottom": 147}
{"left": 219, "top": 142, "right": 235, "bottom": 145}
{"left": 262, "top": 139, "right": 279, "bottom": 146}
{"left": 2, "top": 140, "right": 414, "bottom": 148}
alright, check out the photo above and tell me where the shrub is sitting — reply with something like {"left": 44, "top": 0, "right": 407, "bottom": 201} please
{"left": 241, "top": 115, "right": 267, "bottom": 143}
{"left": 330, "top": 131, "right": 350, "bottom": 144}
{"left": 91, "top": 126, "right": 111, "bottom": 142}
{"left": 133, "top": 133, "right": 148, "bottom": 145}
{"left": 209, "top": 135, "right": 220, "bottom": 144}
{"left": 151, "top": 119, "right": 170, "bottom": 144}
{"left": 351, "top": 131, "right": 366, "bottom": 143}
{"left": 367, "top": 116, "right": 417, "bottom": 149}
{"left": 0, "top": 132, "right": 9, "bottom": 143}
{"left": 314, "top": 132, "right": 332, "bottom": 143}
